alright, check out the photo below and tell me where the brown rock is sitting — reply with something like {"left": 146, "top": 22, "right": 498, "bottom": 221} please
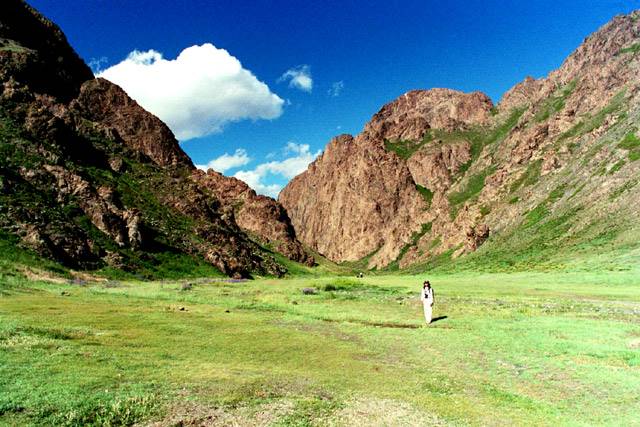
{"left": 193, "top": 169, "right": 314, "bottom": 266}
{"left": 71, "top": 78, "right": 193, "bottom": 168}
{"left": 281, "top": 11, "right": 640, "bottom": 269}
{"left": 280, "top": 89, "right": 493, "bottom": 268}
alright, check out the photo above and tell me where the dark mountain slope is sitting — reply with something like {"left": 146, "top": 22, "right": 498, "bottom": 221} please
{"left": 0, "top": 0, "right": 310, "bottom": 278}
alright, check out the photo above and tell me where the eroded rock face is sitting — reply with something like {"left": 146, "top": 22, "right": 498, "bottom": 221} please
{"left": 192, "top": 169, "right": 314, "bottom": 266}
{"left": 0, "top": 0, "right": 291, "bottom": 277}
{"left": 281, "top": 10, "right": 640, "bottom": 270}
{"left": 363, "top": 89, "right": 493, "bottom": 141}
{"left": 407, "top": 141, "right": 471, "bottom": 192}
{"left": 280, "top": 90, "right": 493, "bottom": 268}
{"left": 71, "top": 78, "right": 194, "bottom": 168}
{"left": 0, "top": 0, "right": 94, "bottom": 101}
{"left": 42, "top": 165, "right": 137, "bottom": 248}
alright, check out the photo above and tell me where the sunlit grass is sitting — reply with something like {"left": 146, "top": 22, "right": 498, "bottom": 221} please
{"left": 1, "top": 270, "right": 639, "bottom": 425}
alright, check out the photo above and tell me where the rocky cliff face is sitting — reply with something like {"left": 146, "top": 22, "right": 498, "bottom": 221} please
{"left": 193, "top": 169, "right": 314, "bottom": 266}
{"left": 280, "top": 90, "right": 493, "bottom": 268}
{"left": 281, "top": 10, "right": 640, "bottom": 270}
{"left": 0, "top": 0, "right": 307, "bottom": 277}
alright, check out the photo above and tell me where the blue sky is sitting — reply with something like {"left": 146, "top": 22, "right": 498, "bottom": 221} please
{"left": 29, "top": 0, "right": 640, "bottom": 196}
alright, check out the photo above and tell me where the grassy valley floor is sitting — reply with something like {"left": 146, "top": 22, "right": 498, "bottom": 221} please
{"left": 1, "top": 271, "right": 639, "bottom": 426}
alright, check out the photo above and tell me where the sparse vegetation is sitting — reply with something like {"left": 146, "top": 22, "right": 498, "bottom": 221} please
{"left": 532, "top": 79, "right": 577, "bottom": 123}
{"left": 618, "top": 131, "right": 640, "bottom": 161}
{"left": 415, "top": 184, "right": 434, "bottom": 207}
{"left": 387, "top": 222, "right": 433, "bottom": 270}
{"left": 510, "top": 159, "right": 543, "bottom": 193}
{"left": 610, "top": 178, "right": 639, "bottom": 200}
{"left": 448, "top": 166, "right": 496, "bottom": 219}
{"left": 617, "top": 42, "right": 640, "bottom": 55}
{"left": 384, "top": 107, "right": 525, "bottom": 171}
{"left": 557, "top": 90, "right": 627, "bottom": 143}
{"left": 383, "top": 132, "right": 433, "bottom": 159}
{"left": 608, "top": 159, "right": 626, "bottom": 175}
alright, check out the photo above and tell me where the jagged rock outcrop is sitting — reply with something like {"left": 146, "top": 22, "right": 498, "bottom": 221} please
{"left": 71, "top": 78, "right": 194, "bottom": 168}
{"left": 280, "top": 90, "right": 493, "bottom": 268}
{"left": 0, "top": 0, "right": 93, "bottom": 101}
{"left": 0, "top": 0, "right": 294, "bottom": 277}
{"left": 282, "top": 10, "right": 640, "bottom": 270}
{"left": 193, "top": 169, "right": 314, "bottom": 266}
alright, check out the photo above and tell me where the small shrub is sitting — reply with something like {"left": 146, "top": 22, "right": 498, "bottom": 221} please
{"left": 415, "top": 184, "right": 434, "bottom": 207}
{"left": 618, "top": 132, "right": 640, "bottom": 150}
{"left": 448, "top": 166, "right": 496, "bottom": 218}
{"left": 548, "top": 184, "right": 567, "bottom": 203}
{"left": 618, "top": 132, "right": 640, "bottom": 161}
{"left": 618, "top": 43, "right": 640, "bottom": 55}
{"left": 510, "top": 159, "right": 543, "bottom": 193}
{"left": 532, "top": 79, "right": 577, "bottom": 123}
{"left": 608, "top": 159, "right": 626, "bottom": 175}
{"left": 524, "top": 204, "right": 549, "bottom": 227}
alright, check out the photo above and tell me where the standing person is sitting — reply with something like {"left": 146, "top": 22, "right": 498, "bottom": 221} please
{"left": 421, "top": 281, "right": 434, "bottom": 324}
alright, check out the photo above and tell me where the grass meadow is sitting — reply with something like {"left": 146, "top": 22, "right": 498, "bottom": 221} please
{"left": 1, "top": 269, "right": 639, "bottom": 426}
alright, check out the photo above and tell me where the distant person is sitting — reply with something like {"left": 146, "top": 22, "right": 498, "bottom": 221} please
{"left": 421, "top": 281, "right": 435, "bottom": 324}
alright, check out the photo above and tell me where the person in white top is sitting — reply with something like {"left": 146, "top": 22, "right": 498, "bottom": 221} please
{"left": 420, "top": 281, "right": 434, "bottom": 324}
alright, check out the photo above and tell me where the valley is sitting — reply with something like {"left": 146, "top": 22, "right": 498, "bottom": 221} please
{"left": 2, "top": 268, "right": 639, "bottom": 426}
{"left": 1, "top": 1, "right": 640, "bottom": 425}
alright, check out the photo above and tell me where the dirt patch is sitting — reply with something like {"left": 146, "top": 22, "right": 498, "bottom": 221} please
{"left": 319, "top": 397, "right": 450, "bottom": 426}
{"left": 17, "top": 267, "right": 67, "bottom": 284}
{"left": 17, "top": 266, "right": 108, "bottom": 285}
{"left": 142, "top": 400, "right": 294, "bottom": 426}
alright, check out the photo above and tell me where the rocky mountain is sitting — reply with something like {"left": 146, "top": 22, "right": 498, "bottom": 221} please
{"left": 193, "top": 169, "right": 314, "bottom": 266}
{"left": 0, "top": 0, "right": 310, "bottom": 278}
{"left": 280, "top": 11, "right": 640, "bottom": 271}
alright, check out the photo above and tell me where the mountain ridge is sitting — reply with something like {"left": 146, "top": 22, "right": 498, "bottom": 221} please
{"left": 0, "top": 0, "right": 311, "bottom": 278}
{"left": 280, "top": 10, "right": 640, "bottom": 271}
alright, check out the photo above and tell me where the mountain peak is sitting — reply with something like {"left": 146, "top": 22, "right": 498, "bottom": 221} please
{"left": 281, "top": 10, "right": 640, "bottom": 270}
{"left": 0, "top": 0, "right": 94, "bottom": 101}
{"left": 363, "top": 88, "right": 494, "bottom": 143}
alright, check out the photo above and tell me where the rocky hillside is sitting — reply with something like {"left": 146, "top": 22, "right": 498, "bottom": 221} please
{"left": 280, "top": 10, "right": 640, "bottom": 271}
{"left": 0, "top": 0, "right": 310, "bottom": 278}
{"left": 193, "top": 169, "right": 314, "bottom": 266}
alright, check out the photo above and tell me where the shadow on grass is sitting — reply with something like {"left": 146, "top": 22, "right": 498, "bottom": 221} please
{"left": 318, "top": 317, "right": 422, "bottom": 329}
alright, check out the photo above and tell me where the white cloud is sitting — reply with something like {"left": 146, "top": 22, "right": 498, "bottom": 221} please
{"left": 233, "top": 170, "right": 283, "bottom": 198}
{"left": 278, "top": 65, "right": 313, "bottom": 92}
{"left": 233, "top": 142, "right": 321, "bottom": 198}
{"left": 196, "top": 148, "right": 251, "bottom": 172}
{"left": 328, "top": 80, "right": 344, "bottom": 97}
{"left": 98, "top": 44, "right": 284, "bottom": 140}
